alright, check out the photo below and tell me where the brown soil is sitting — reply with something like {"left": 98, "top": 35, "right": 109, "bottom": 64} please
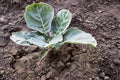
{"left": 0, "top": 0, "right": 120, "bottom": 80}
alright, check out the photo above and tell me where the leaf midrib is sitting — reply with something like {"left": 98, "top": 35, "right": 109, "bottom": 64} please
{"left": 36, "top": 7, "right": 47, "bottom": 34}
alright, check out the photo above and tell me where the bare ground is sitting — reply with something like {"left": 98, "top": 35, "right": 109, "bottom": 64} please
{"left": 0, "top": 0, "right": 120, "bottom": 80}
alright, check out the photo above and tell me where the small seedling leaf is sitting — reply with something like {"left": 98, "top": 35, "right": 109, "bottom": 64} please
{"left": 26, "top": 32, "right": 48, "bottom": 48}
{"left": 10, "top": 31, "right": 32, "bottom": 46}
{"left": 49, "top": 34, "right": 63, "bottom": 45}
{"left": 10, "top": 31, "right": 49, "bottom": 47}
{"left": 52, "top": 9, "right": 72, "bottom": 35}
{"left": 63, "top": 27, "right": 97, "bottom": 47}
{"left": 40, "top": 50, "right": 49, "bottom": 61}
{"left": 24, "top": 2, "right": 54, "bottom": 34}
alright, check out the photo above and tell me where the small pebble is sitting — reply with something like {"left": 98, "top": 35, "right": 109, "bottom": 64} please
{"left": 0, "top": 70, "right": 5, "bottom": 74}
{"left": 41, "top": 75, "right": 46, "bottom": 80}
{"left": 46, "top": 71, "right": 53, "bottom": 79}
{"left": 89, "top": 78, "right": 92, "bottom": 80}
{"left": 104, "top": 76, "right": 109, "bottom": 80}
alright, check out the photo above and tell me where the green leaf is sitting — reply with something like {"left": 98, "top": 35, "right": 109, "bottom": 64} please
{"left": 52, "top": 9, "right": 72, "bottom": 35}
{"left": 24, "top": 2, "right": 54, "bottom": 34}
{"left": 54, "top": 43, "right": 63, "bottom": 50}
{"left": 10, "top": 31, "right": 31, "bottom": 46}
{"left": 63, "top": 27, "right": 97, "bottom": 47}
{"left": 26, "top": 32, "right": 48, "bottom": 48}
{"left": 40, "top": 50, "right": 49, "bottom": 61}
{"left": 10, "top": 31, "right": 49, "bottom": 48}
{"left": 49, "top": 34, "right": 63, "bottom": 45}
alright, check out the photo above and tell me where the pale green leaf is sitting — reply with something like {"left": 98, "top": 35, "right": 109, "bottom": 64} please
{"left": 63, "top": 27, "right": 97, "bottom": 47}
{"left": 54, "top": 43, "right": 63, "bottom": 50}
{"left": 26, "top": 32, "right": 48, "bottom": 48}
{"left": 40, "top": 50, "right": 49, "bottom": 61}
{"left": 10, "top": 31, "right": 31, "bottom": 46}
{"left": 49, "top": 34, "right": 63, "bottom": 45}
{"left": 10, "top": 31, "right": 49, "bottom": 47}
{"left": 24, "top": 2, "right": 54, "bottom": 34}
{"left": 52, "top": 9, "right": 72, "bottom": 35}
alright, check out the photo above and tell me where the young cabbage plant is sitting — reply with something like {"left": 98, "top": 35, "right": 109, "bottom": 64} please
{"left": 10, "top": 2, "right": 97, "bottom": 60}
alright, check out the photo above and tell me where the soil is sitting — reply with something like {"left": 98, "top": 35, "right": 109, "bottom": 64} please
{"left": 0, "top": 0, "right": 120, "bottom": 80}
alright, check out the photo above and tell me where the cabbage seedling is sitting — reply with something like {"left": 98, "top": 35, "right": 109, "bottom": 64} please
{"left": 10, "top": 2, "right": 97, "bottom": 60}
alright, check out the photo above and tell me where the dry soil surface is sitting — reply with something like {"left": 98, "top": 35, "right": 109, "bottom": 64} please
{"left": 0, "top": 0, "right": 120, "bottom": 80}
